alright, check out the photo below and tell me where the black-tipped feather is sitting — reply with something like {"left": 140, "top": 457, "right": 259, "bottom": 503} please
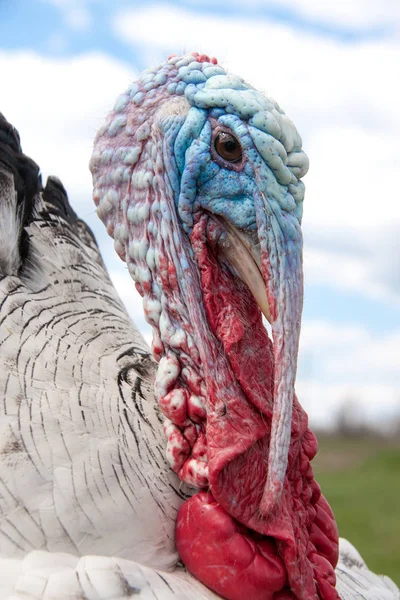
{"left": 0, "top": 115, "right": 99, "bottom": 273}
{"left": 0, "top": 113, "right": 42, "bottom": 265}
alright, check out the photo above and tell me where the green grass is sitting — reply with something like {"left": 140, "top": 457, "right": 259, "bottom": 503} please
{"left": 313, "top": 435, "right": 400, "bottom": 585}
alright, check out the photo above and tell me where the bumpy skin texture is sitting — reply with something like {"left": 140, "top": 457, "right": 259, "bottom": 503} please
{"left": 91, "top": 53, "right": 339, "bottom": 599}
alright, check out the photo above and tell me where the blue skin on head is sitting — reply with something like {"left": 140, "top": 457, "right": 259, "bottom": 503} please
{"left": 157, "top": 73, "right": 306, "bottom": 237}
{"left": 93, "top": 54, "right": 307, "bottom": 249}
{"left": 131, "top": 56, "right": 306, "bottom": 236}
{"left": 92, "top": 56, "right": 309, "bottom": 515}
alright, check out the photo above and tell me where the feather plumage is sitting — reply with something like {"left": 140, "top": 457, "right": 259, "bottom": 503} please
{"left": 2, "top": 540, "right": 399, "bottom": 600}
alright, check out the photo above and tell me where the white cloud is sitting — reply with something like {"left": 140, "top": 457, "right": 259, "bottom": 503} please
{"left": 304, "top": 240, "right": 400, "bottom": 307}
{"left": 303, "top": 125, "right": 400, "bottom": 304}
{"left": 297, "top": 379, "right": 399, "bottom": 430}
{"left": 112, "top": 4, "right": 400, "bottom": 119}
{"left": 0, "top": 50, "right": 136, "bottom": 205}
{"left": 183, "top": 0, "right": 400, "bottom": 31}
{"left": 299, "top": 320, "right": 400, "bottom": 380}
{"left": 297, "top": 320, "right": 400, "bottom": 427}
{"left": 40, "top": 0, "right": 400, "bottom": 33}
{"left": 326, "top": 332, "right": 400, "bottom": 378}
{"left": 300, "top": 320, "right": 367, "bottom": 351}
{"left": 267, "top": 0, "right": 400, "bottom": 31}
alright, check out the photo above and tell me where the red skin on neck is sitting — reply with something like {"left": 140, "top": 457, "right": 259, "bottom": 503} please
{"left": 175, "top": 220, "right": 339, "bottom": 600}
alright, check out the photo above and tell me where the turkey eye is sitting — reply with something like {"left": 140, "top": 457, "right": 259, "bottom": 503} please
{"left": 214, "top": 132, "right": 242, "bottom": 163}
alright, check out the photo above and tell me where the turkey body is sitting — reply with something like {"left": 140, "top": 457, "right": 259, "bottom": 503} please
{"left": 0, "top": 118, "right": 183, "bottom": 574}
{"left": 0, "top": 54, "right": 399, "bottom": 600}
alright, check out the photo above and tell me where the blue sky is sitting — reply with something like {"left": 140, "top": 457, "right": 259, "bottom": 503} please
{"left": 1, "top": 0, "right": 399, "bottom": 428}
{"left": 1, "top": 0, "right": 396, "bottom": 51}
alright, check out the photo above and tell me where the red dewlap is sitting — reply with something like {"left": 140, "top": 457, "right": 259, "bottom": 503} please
{"left": 176, "top": 492, "right": 294, "bottom": 600}
{"left": 175, "top": 218, "right": 339, "bottom": 600}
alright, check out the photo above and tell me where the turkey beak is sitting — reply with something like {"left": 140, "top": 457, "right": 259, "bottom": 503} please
{"left": 219, "top": 222, "right": 272, "bottom": 324}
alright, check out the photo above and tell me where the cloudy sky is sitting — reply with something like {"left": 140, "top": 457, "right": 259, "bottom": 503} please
{"left": 1, "top": 0, "right": 399, "bottom": 429}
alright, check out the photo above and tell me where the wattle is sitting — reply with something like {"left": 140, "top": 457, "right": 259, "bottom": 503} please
{"left": 175, "top": 216, "right": 339, "bottom": 600}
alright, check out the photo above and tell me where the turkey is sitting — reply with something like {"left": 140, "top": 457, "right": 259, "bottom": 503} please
{"left": 0, "top": 52, "right": 398, "bottom": 600}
